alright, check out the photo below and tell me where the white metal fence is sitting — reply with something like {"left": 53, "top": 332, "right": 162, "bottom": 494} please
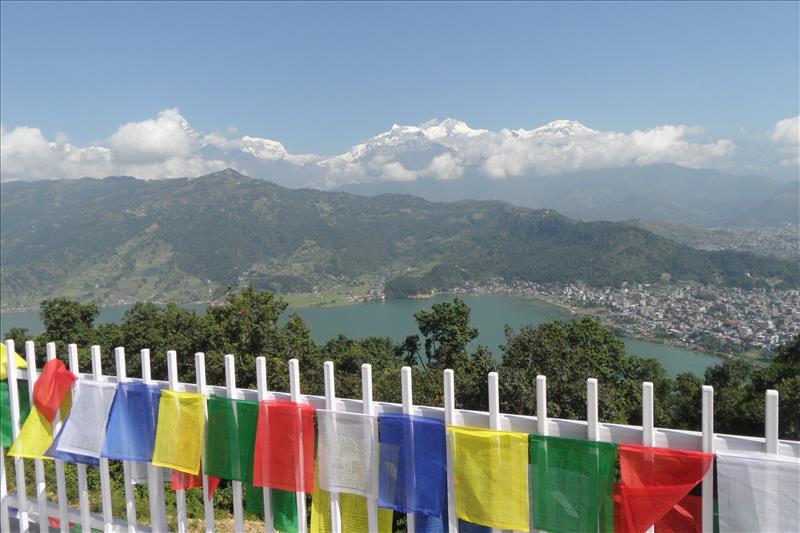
{"left": 1, "top": 339, "right": 798, "bottom": 533}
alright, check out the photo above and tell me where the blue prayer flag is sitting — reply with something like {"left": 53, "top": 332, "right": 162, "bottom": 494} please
{"left": 378, "top": 413, "right": 447, "bottom": 525}
{"left": 101, "top": 382, "right": 161, "bottom": 462}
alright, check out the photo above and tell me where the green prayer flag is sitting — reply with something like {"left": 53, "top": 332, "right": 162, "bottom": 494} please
{"left": 204, "top": 396, "right": 259, "bottom": 482}
{"left": 1, "top": 381, "right": 31, "bottom": 448}
{"left": 246, "top": 481, "right": 264, "bottom": 516}
{"left": 529, "top": 434, "right": 617, "bottom": 533}
{"left": 273, "top": 489, "right": 299, "bottom": 533}
{"left": 245, "top": 482, "right": 298, "bottom": 532}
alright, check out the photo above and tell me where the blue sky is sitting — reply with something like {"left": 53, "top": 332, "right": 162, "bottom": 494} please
{"left": 1, "top": 1, "right": 798, "bottom": 183}
{"left": 2, "top": 1, "right": 798, "bottom": 153}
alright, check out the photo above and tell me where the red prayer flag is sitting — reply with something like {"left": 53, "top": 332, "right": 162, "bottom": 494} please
{"left": 171, "top": 468, "right": 221, "bottom": 500}
{"left": 616, "top": 445, "right": 713, "bottom": 533}
{"left": 34, "top": 359, "right": 76, "bottom": 422}
{"left": 657, "top": 491, "right": 702, "bottom": 533}
{"left": 252, "top": 400, "right": 316, "bottom": 493}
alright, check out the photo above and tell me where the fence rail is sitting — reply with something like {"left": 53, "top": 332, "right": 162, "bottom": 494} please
{"left": 1, "top": 339, "right": 798, "bottom": 533}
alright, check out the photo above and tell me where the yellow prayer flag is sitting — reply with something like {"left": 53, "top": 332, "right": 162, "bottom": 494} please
{"left": 450, "top": 425, "right": 530, "bottom": 531}
{"left": 1, "top": 344, "right": 28, "bottom": 380}
{"left": 310, "top": 467, "right": 393, "bottom": 533}
{"left": 8, "top": 407, "right": 53, "bottom": 460}
{"left": 152, "top": 390, "right": 206, "bottom": 475}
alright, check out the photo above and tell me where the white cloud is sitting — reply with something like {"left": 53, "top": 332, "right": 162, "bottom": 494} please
{"left": 109, "top": 108, "right": 194, "bottom": 163}
{"left": 769, "top": 116, "right": 799, "bottom": 166}
{"left": 0, "top": 109, "right": 750, "bottom": 185}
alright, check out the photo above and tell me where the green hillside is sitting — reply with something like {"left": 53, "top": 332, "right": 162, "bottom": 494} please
{"left": 1, "top": 169, "right": 796, "bottom": 308}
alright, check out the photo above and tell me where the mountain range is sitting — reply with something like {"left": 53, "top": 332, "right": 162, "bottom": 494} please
{"left": 191, "top": 118, "right": 797, "bottom": 226}
{"left": 1, "top": 169, "right": 796, "bottom": 309}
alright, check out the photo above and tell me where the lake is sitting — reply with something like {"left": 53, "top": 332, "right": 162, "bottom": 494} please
{"left": 1, "top": 295, "right": 724, "bottom": 377}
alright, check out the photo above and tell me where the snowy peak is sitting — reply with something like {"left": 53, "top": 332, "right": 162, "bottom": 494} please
{"left": 514, "top": 119, "right": 598, "bottom": 139}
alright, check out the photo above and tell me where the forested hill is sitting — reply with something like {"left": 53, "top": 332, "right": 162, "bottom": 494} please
{"left": 1, "top": 169, "right": 797, "bottom": 308}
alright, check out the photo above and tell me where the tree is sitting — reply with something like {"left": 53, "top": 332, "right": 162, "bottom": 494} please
{"left": 408, "top": 298, "right": 478, "bottom": 369}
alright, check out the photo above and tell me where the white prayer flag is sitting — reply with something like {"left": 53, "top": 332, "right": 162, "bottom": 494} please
{"left": 317, "top": 409, "right": 379, "bottom": 498}
{"left": 717, "top": 450, "right": 800, "bottom": 533}
{"left": 56, "top": 381, "right": 117, "bottom": 458}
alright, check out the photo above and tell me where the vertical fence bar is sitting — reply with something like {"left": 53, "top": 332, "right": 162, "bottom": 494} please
{"left": 701, "top": 385, "right": 714, "bottom": 533}
{"left": 167, "top": 350, "right": 188, "bottom": 533}
{"left": 6, "top": 339, "right": 29, "bottom": 532}
{"left": 642, "top": 381, "right": 655, "bottom": 533}
{"left": 536, "top": 375, "right": 547, "bottom": 436}
{"left": 400, "top": 366, "right": 416, "bottom": 533}
{"left": 195, "top": 353, "right": 215, "bottom": 532}
{"left": 765, "top": 390, "right": 779, "bottom": 454}
{"left": 288, "top": 359, "right": 308, "bottom": 533}
{"left": 224, "top": 354, "right": 244, "bottom": 532}
{"left": 48, "top": 343, "right": 70, "bottom": 533}
{"left": 91, "top": 346, "right": 114, "bottom": 532}
{"left": 361, "top": 363, "right": 378, "bottom": 533}
{"left": 323, "top": 361, "right": 342, "bottom": 533}
{"left": 0, "top": 421, "right": 8, "bottom": 533}
{"left": 141, "top": 349, "right": 168, "bottom": 531}
{"left": 25, "top": 341, "right": 49, "bottom": 530}
{"left": 443, "top": 369, "right": 457, "bottom": 533}
{"left": 586, "top": 378, "right": 599, "bottom": 441}
{"left": 67, "top": 344, "right": 92, "bottom": 533}
{"left": 255, "top": 356, "right": 275, "bottom": 532}
{"left": 487, "top": 371, "right": 501, "bottom": 533}
{"left": 114, "top": 347, "right": 137, "bottom": 532}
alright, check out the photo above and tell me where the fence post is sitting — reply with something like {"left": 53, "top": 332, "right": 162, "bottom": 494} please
{"left": 401, "top": 366, "right": 416, "bottom": 533}
{"left": 701, "top": 385, "right": 714, "bottom": 533}
{"left": 91, "top": 346, "right": 114, "bottom": 532}
{"left": 224, "top": 353, "right": 245, "bottom": 531}
{"left": 288, "top": 358, "right": 308, "bottom": 533}
{"left": 323, "top": 361, "right": 342, "bottom": 533}
{"left": 167, "top": 350, "right": 188, "bottom": 533}
{"left": 586, "top": 378, "right": 599, "bottom": 441}
{"left": 765, "top": 390, "right": 779, "bottom": 454}
{"left": 114, "top": 347, "right": 138, "bottom": 532}
{"left": 6, "top": 339, "right": 29, "bottom": 532}
{"left": 536, "top": 375, "right": 547, "bottom": 436}
{"left": 141, "top": 348, "right": 168, "bottom": 531}
{"left": 361, "top": 363, "right": 379, "bottom": 532}
{"left": 67, "top": 344, "right": 92, "bottom": 533}
{"left": 443, "top": 369, "right": 457, "bottom": 533}
{"left": 195, "top": 353, "right": 215, "bottom": 533}
{"left": 255, "top": 356, "right": 275, "bottom": 532}
{"left": 642, "top": 381, "right": 655, "bottom": 533}
{"left": 25, "top": 341, "right": 49, "bottom": 531}
{"left": 43, "top": 343, "right": 70, "bottom": 533}
{"left": 487, "top": 372, "right": 502, "bottom": 533}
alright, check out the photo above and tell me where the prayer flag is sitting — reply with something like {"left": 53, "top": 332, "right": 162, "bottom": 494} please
{"left": 450, "top": 426, "right": 530, "bottom": 531}
{"left": 317, "top": 409, "right": 378, "bottom": 498}
{"left": 33, "top": 359, "right": 76, "bottom": 423}
{"left": 1, "top": 381, "right": 30, "bottom": 447}
{"left": 46, "top": 420, "right": 99, "bottom": 465}
{"left": 310, "top": 473, "right": 393, "bottom": 533}
{"left": 0, "top": 344, "right": 27, "bottom": 380}
{"left": 8, "top": 408, "right": 53, "bottom": 459}
{"left": 102, "top": 382, "right": 161, "bottom": 462}
{"left": 529, "top": 434, "right": 617, "bottom": 533}
{"left": 55, "top": 381, "right": 116, "bottom": 458}
{"left": 244, "top": 482, "right": 299, "bottom": 532}
{"left": 171, "top": 469, "right": 220, "bottom": 499}
{"left": 273, "top": 489, "right": 299, "bottom": 533}
{"left": 378, "top": 413, "right": 447, "bottom": 522}
{"left": 152, "top": 390, "right": 206, "bottom": 475}
{"left": 717, "top": 451, "right": 800, "bottom": 533}
{"left": 204, "top": 396, "right": 259, "bottom": 482}
{"left": 616, "top": 444, "right": 713, "bottom": 533}
{"left": 253, "top": 400, "right": 315, "bottom": 493}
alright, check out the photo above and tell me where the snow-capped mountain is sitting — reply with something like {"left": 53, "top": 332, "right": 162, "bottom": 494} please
{"left": 194, "top": 116, "right": 733, "bottom": 188}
